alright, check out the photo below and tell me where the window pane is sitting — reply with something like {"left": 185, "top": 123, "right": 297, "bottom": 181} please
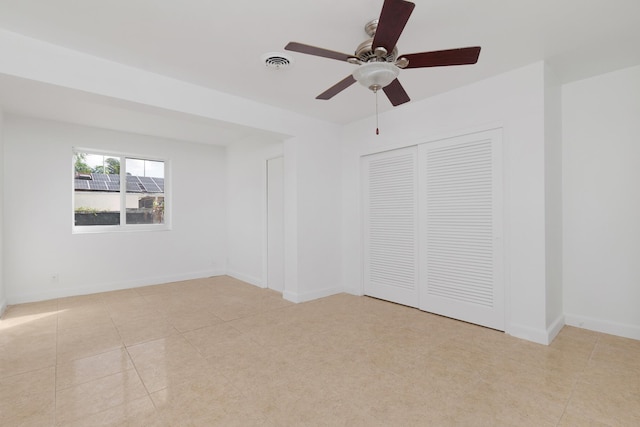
{"left": 125, "top": 158, "right": 165, "bottom": 225}
{"left": 74, "top": 152, "right": 121, "bottom": 226}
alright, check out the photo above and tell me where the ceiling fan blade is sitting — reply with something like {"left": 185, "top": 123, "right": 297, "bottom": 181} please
{"left": 383, "top": 79, "right": 410, "bottom": 106}
{"left": 316, "top": 75, "right": 357, "bottom": 100}
{"left": 285, "top": 42, "right": 353, "bottom": 62}
{"left": 402, "top": 47, "right": 481, "bottom": 69}
{"left": 373, "top": 0, "right": 415, "bottom": 53}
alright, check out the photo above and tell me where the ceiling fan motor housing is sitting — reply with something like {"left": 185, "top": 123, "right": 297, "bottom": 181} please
{"left": 356, "top": 20, "right": 398, "bottom": 63}
{"left": 355, "top": 39, "right": 398, "bottom": 63}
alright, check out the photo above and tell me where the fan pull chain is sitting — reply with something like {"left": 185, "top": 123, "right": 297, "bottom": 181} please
{"left": 375, "top": 89, "right": 380, "bottom": 135}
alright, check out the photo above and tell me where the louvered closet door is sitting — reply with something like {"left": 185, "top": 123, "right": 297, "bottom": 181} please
{"left": 418, "top": 130, "right": 504, "bottom": 330}
{"left": 363, "top": 146, "right": 419, "bottom": 307}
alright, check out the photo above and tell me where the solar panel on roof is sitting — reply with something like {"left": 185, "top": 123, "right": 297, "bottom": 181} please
{"left": 126, "top": 182, "right": 143, "bottom": 192}
{"left": 138, "top": 178, "right": 162, "bottom": 192}
{"left": 106, "top": 182, "right": 120, "bottom": 191}
{"left": 89, "top": 181, "right": 108, "bottom": 191}
{"left": 152, "top": 178, "right": 164, "bottom": 192}
{"left": 76, "top": 173, "right": 165, "bottom": 193}
{"left": 137, "top": 177, "right": 152, "bottom": 191}
{"left": 74, "top": 179, "right": 90, "bottom": 190}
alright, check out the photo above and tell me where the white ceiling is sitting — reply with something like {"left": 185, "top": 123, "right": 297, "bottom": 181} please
{"left": 0, "top": 0, "right": 639, "bottom": 139}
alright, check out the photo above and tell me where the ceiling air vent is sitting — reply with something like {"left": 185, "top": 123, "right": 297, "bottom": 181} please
{"left": 262, "top": 52, "right": 294, "bottom": 70}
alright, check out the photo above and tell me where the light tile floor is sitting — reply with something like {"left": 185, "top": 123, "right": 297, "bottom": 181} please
{"left": 1, "top": 275, "right": 639, "bottom": 426}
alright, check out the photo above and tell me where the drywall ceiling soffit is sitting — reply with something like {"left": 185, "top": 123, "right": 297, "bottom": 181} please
{"left": 0, "top": 0, "right": 639, "bottom": 128}
{"left": 0, "top": 73, "right": 286, "bottom": 146}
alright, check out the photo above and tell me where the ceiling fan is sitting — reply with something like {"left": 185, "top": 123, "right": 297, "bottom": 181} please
{"left": 285, "top": 0, "right": 481, "bottom": 107}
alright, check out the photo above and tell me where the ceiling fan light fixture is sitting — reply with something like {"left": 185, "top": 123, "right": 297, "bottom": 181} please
{"left": 284, "top": 0, "right": 480, "bottom": 106}
{"left": 352, "top": 62, "right": 399, "bottom": 92}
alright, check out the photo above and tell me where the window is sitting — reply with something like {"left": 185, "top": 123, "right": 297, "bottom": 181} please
{"left": 73, "top": 150, "right": 169, "bottom": 231}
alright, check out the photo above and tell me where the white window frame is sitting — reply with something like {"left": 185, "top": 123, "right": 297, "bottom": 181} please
{"left": 72, "top": 148, "right": 171, "bottom": 234}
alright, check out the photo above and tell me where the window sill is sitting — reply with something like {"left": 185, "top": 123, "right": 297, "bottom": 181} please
{"left": 72, "top": 224, "right": 172, "bottom": 234}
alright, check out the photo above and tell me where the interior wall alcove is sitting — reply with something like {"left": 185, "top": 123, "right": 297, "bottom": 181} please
{"left": 341, "top": 61, "right": 562, "bottom": 345}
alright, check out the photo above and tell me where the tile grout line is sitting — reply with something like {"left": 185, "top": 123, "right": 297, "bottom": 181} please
{"left": 587, "top": 334, "right": 600, "bottom": 364}
{"left": 554, "top": 374, "right": 579, "bottom": 427}
{"left": 59, "top": 293, "right": 157, "bottom": 425}
{"left": 122, "top": 343, "right": 156, "bottom": 406}
{"left": 106, "top": 292, "right": 161, "bottom": 415}
{"left": 554, "top": 333, "right": 602, "bottom": 427}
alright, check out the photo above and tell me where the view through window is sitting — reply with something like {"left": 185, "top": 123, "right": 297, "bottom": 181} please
{"left": 74, "top": 152, "right": 166, "bottom": 228}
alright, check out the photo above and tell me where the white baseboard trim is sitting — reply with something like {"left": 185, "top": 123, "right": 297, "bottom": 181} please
{"left": 283, "top": 286, "right": 342, "bottom": 304}
{"left": 506, "top": 323, "right": 552, "bottom": 345}
{"left": 6, "top": 269, "right": 225, "bottom": 305}
{"left": 343, "top": 286, "right": 364, "bottom": 297}
{"left": 226, "top": 270, "right": 265, "bottom": 288}
{"left": 565, "top": 313, "right": 640, "bottom": 341}
{"left": 546, "top": 314, "right": 565, "bottom": 344}
{"left": 344, "top": 290, "right": 364, "bottom": 297}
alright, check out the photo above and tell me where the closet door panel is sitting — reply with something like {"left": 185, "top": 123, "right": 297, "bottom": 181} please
{"left": 362, "top": 146, "right": 419, "bottom": 307}
{"left": 419, "top": 130, "right": 504, "bottom": 330}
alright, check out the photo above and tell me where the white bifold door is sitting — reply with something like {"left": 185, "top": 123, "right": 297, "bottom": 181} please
{"left": 363, "top": 129, "right": 504, "bottom": 330}
{"left": 362, "top": 146, "right": 419, "bottom": 308}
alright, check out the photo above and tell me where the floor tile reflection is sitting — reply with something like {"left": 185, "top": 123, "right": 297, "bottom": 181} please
{"left": 0, "top": 275, "right": 638, "bottom": 426}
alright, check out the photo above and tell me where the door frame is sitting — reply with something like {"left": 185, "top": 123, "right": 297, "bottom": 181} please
{"left": 265, "top": 156, "right": 285, "bottom": 292}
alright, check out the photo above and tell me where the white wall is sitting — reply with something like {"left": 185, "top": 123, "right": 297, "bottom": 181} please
{"left": 0, "top": 110, "right": 5, "bottom": 314}
{"left": 286, "top": 130, "right": 343, "bottom": 302}
{"left": 342, "top": 62, "right": 556, "bottom": 344}
{"left": 544, "top": 65, "right": 564, "bottom": 335}
{"left": 226, "top": 137, "right": 283, "bottom": 287}
{"left": 224, "top": 130, "right": 343, "bottom": 304}
{"left": 563, "top": 64, "right": 640, "bottom": 340}
{"left": 0, "top": 28, "right": 348, "bottom": 308}
{"left": 3, "top": 115, "right": 227, "bottom": 304}
{"left": 74, "top": 192, "right": 153, "bottom": 211}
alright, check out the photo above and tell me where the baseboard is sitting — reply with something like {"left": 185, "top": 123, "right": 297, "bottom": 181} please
{"left": 344, "top": 289, "right": 364, "bottom": 297}
{"left": 546, "top": 314, "right": 565, "bottom": 344}
{"left": 506, "top": 323, "right": 552, "bottom": 345}
{"left": 565, "top": 313, "right": 640, "bottom": 341}
{"left": 226, "top": 270, "right": 265, "bottom": 288}
{"left": 283, "top": 286, "right": 342, "bottom": 304}
{"left": 0, "top": 296, "right": 6, "bottom": 317}
{"left": 6, "top": 269, "right": 225, "bottom": 305}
